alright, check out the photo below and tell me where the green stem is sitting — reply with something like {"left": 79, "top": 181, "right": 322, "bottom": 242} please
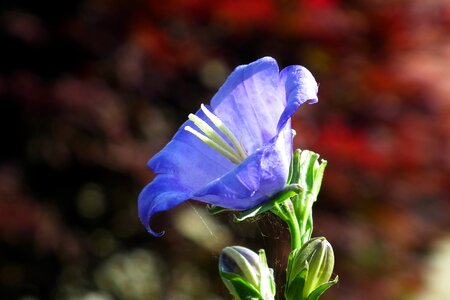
{"left": 271, "top": 203, "right": 289, "bottom": 222}
{"left": 272, "top": 202, "right": 301, "bottom": 251}
{"left": 286, "top": 215, "right": 301, "bottom": 251}
{"left": 299, "top": 194, "right": 314, "bottom": 245}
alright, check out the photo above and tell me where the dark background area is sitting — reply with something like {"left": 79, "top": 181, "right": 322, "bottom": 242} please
{"left": 0, "top": 0, "right": 449, "bottom": 299}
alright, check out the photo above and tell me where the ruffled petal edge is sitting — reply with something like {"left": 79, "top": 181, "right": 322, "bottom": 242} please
{"left": 277, "top": 65, "right": 319, "bottom": 133}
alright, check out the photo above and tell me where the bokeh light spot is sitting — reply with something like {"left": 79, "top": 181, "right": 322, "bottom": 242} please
{"left": 76, "top": 183, "right": 106, "bottom": 219}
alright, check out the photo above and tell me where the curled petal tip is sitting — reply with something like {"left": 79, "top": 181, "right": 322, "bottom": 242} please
{"left": 148, "top": 228, "right": 165, "bottom": 237}
{"left": 138, "top": 177, "right": 192, "bottom": 237}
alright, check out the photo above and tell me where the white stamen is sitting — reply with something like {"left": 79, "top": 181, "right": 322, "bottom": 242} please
{"left": 188, "top": 113, "right": 237, "bottom": 157}
{"left": 184, "top": 104, "right": 249, "bottom": 164}
{"left": 200, "top": 104, "right": 248, "bottom": 160}
{"left": 185, "top": 126, "right": 241, "bottom": 164}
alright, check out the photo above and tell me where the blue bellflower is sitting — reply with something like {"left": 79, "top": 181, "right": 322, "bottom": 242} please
{"left": 139, "top": 57, "right": 318, "bottom": 236}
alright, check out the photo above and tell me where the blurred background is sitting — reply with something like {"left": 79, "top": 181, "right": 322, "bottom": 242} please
{"left": 0, "top": 0, "right": 449, "bottom": 299}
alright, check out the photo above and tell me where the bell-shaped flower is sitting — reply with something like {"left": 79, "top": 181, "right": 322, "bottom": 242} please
{"left": 138, "top": 56, "right": 318, "bottom": 236}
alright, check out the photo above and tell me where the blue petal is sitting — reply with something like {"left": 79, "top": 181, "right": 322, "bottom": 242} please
{"left": 277, "top": 65, "right": 319, "bottom": 133}
{"left": 193, "top": 150, "right": 263, "bottom": 205}
{"left": 142, "top": 108, "right": 237, "bottom": 236}
{"left": 149, "top": 108, "right": 235, "bottom": 191}
{"left": 210, "top": 57, "right": 287, "bottom": 153}
{"left": 193, "top": 124, "right": 293, "bottom": 210}
{"left": 138, "top": 175, "right": 192, "bottom": 236}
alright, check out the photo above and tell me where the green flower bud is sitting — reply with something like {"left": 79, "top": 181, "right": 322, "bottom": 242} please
{"left": 286, "top": 237, "right": 338, "bottom": 300}
{"left": 288, "top": 149, "right": 327, "bottom": 199}
{"left": 219, "top": 246, "right": 276, "bottom": 300}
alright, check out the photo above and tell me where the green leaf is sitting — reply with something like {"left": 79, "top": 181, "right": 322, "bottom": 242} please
{"left": 305, "top": 276, "right": 339, "bottom": 300}
{"left": 220, "top": 271, "right": 263, "bottom": 299}
{"left": 235, "top": 184, "right": 302, "bottom": 222}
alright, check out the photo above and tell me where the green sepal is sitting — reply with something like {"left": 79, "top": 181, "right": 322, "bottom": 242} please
{"left": 258, "top": 249, "right": 276, "bottom": 298}
{"left": 288, "top": 149, "right": 327, "bottom": 201}
{"left": 220, "top": 271, "right": 263, "bottom": 300}
{"left": 289, "top": 149, "right": 302, "bottom": 185}
{"left": 285, "top": 265, "right": 308, "bottom": 300}
{"left": 285, "top": 238, "right": 336, "bottom": 300}
{"left": 306, "top": 276, "right": 339, "bottom": 300}
{"left": 286, "top": 248, "right": 299, "bottom": 284}
{"left": 288, "top": 238, "right": 322, "bottom": 285}
{"left": 285, "top": 267, "right": 338, "bottom": 300}
{"left": 235, "top": 184, "right": 303, "bottom": 222}
{"left": 207, "top": 204, "right": 231, "bottom": 215}
{"left": 301, "top": 151, "right": 320, "bottom": 193}
{"left": 311, "top": 159, "right": 327, "bottom": 198}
